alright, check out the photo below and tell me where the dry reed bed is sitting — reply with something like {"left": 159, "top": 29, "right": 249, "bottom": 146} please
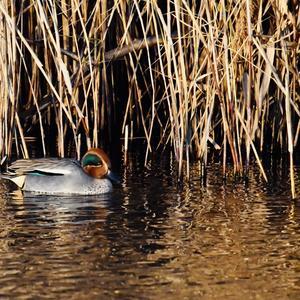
{"left": 0, "top": 1, "right": 299, "bottom": 196}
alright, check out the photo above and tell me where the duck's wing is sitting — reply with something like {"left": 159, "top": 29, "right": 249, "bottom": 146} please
{"left": 8, "top": 158, "right": 81, "bottom": 176}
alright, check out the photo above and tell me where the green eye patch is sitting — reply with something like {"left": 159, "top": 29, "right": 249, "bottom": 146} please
{"left": 82, "top": 154, "right": 102, "bottom": 167}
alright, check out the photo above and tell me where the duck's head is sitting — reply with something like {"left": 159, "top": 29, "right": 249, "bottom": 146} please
{"left": 81, "top": 148, "right": 112, "bottom": 179}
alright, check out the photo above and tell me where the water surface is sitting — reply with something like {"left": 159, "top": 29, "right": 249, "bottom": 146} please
{"left": 0, "top": 155, "right": 299, "bottom": 299}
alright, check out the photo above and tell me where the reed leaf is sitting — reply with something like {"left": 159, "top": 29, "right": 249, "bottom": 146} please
{"left": 0, "top": 0, "right": 298, "bottom": 197}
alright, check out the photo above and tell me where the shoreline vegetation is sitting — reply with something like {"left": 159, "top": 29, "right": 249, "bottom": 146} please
{"left": 0, "top": 1, "right": 299, "bottom": 196}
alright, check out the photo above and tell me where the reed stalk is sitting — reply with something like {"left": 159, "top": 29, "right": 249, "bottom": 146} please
{"left": 0, "top": 1, "right": 298, "bottom": 197}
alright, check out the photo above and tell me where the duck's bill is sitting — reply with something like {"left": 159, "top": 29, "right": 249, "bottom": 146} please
{"left": 107, "top": 170, "right": 120, "bottom": 184}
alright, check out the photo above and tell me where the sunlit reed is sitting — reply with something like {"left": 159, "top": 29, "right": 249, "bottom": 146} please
{"left": 0, "top": 1, "right": 299, "bottom": 197}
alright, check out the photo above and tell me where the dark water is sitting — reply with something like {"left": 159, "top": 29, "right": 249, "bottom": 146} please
{"left": 0, "top": 154, "right": 299, "bottom": 299}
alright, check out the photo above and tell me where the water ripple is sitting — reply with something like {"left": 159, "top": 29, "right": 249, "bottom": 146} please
{"left": 0, "top": 158, "right": 299, "bottom": 299}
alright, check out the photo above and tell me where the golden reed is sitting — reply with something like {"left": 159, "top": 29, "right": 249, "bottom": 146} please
{"left": 0, "top": 1, "right": 298, "bottom": 197}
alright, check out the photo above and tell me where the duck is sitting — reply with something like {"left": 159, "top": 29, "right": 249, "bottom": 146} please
{"left": 1, "top": 148, "right": 117, "bottom": 195}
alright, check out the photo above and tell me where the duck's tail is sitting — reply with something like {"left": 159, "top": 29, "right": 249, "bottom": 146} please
{"left": 2, "top": 175, "right": 25, "bottom": 188}
{"left": 0, "top": 173, "right": 25, "bottom": 188}
{"left": 0, "top": 156, "right": 25, "bottom": 188}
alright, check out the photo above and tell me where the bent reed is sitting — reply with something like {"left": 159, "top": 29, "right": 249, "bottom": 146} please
{"left": 0, "top": 1, "right": 299, "bottom": 197}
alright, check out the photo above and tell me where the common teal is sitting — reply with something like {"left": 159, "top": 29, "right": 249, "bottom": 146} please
{"left": 1, "top": 148, "right": 116, "bottom": 195}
